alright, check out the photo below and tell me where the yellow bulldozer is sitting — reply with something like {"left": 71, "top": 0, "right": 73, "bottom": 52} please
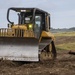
{"left": 0, "top": 7, "right": 57, "bottom": 61}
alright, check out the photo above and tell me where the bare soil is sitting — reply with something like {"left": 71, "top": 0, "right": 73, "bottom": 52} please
{"left": 0, "top": 36, "right": 75, "bottom": 75}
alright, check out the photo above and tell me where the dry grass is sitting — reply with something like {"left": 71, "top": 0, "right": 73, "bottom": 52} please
{"left": 54, "top": 31, "right": 75, "bottom": 36}
{"left": 56, "top": 43, "right": 75, "bottom": 50}
{"left": 54, "top": 31, "right": 75, "bottom": 51}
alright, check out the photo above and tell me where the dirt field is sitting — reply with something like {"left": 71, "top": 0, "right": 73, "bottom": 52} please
{"left": 0, "top": 36, "right": 75, "bottom": 75}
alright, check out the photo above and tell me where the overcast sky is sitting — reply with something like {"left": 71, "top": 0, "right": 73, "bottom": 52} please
{"left": 0, "top": 0, "right": 75, "bottom": 28}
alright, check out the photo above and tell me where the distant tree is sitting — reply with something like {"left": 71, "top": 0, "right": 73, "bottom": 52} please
{"left": 50, "top": 27, "right": 54, "bottom": 29}
{"left": 69, "top": 27, "right": 75, "bottom": 31}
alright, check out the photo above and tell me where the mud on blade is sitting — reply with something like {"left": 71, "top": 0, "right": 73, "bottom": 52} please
{"left": 0, "top": 37, "right": 39, "bottom": 61}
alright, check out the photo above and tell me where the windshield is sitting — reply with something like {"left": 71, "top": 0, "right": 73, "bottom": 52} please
{"left": 7, "top": 9, "right": 34, "bottom": 24}
{"left": 34, "top": 15, "right": 41, "bottom": 38}
{"left": 19, "top": 12, "right": 33, "bottom": 24}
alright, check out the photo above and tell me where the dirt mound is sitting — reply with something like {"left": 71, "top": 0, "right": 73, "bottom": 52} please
{"left": 0, "top": 60, "right": 16, "bottom": 68}
{"left": 0, "top": 54, "right": 75, "bottom": 75}
{"left": 0, "top": 36, "right": 75, "bottom": 75}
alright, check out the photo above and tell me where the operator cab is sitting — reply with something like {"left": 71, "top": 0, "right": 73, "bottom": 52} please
{"left": 7, "top": 8, "right": 50, "bottom": 38}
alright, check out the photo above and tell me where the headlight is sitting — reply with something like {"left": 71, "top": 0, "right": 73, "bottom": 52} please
{"left": 29, "top": 24, "right": 33, "bottom": 29}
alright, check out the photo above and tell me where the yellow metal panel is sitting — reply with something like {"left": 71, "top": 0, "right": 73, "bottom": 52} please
{"left": 12, "top": 24, "right": 27, "bottom": 30}
{"left": 24, "top": 30, "right": 35, "bottom": 37}
{"left": 11, "top": 24, "right": 35, "bottom": 38}
{"left": 39, "top": 31, "right": 55, "bottom": 42}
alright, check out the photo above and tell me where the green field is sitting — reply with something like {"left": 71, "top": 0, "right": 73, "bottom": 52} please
{"left": 56, "top": 42, "right": 75, "bottom": 50}
{"left": 54, "top": 31, "right": 75, "bottom": 50}
{"left": 54, "top": 31, "right": 75, "bottom": 36}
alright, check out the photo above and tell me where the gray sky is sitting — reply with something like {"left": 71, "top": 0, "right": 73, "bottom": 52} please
{"left": 0, "top": 0, "right": 75, "bottom": 28}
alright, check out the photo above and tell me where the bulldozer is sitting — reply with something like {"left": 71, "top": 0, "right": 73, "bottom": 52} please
{"left": 0, "top": 7, "right": 57, "bottom": 61}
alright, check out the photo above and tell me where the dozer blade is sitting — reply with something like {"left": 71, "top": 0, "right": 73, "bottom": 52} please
{"left": 0, "top": 37, "right": 39, "bottom": 61}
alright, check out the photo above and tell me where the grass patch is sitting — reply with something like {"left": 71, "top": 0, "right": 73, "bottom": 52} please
{"left": 56, "top": 43, "right": 75, "bottom": 50}
{"left": 54, "top": 31, "right": 75, "bottom": 36}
